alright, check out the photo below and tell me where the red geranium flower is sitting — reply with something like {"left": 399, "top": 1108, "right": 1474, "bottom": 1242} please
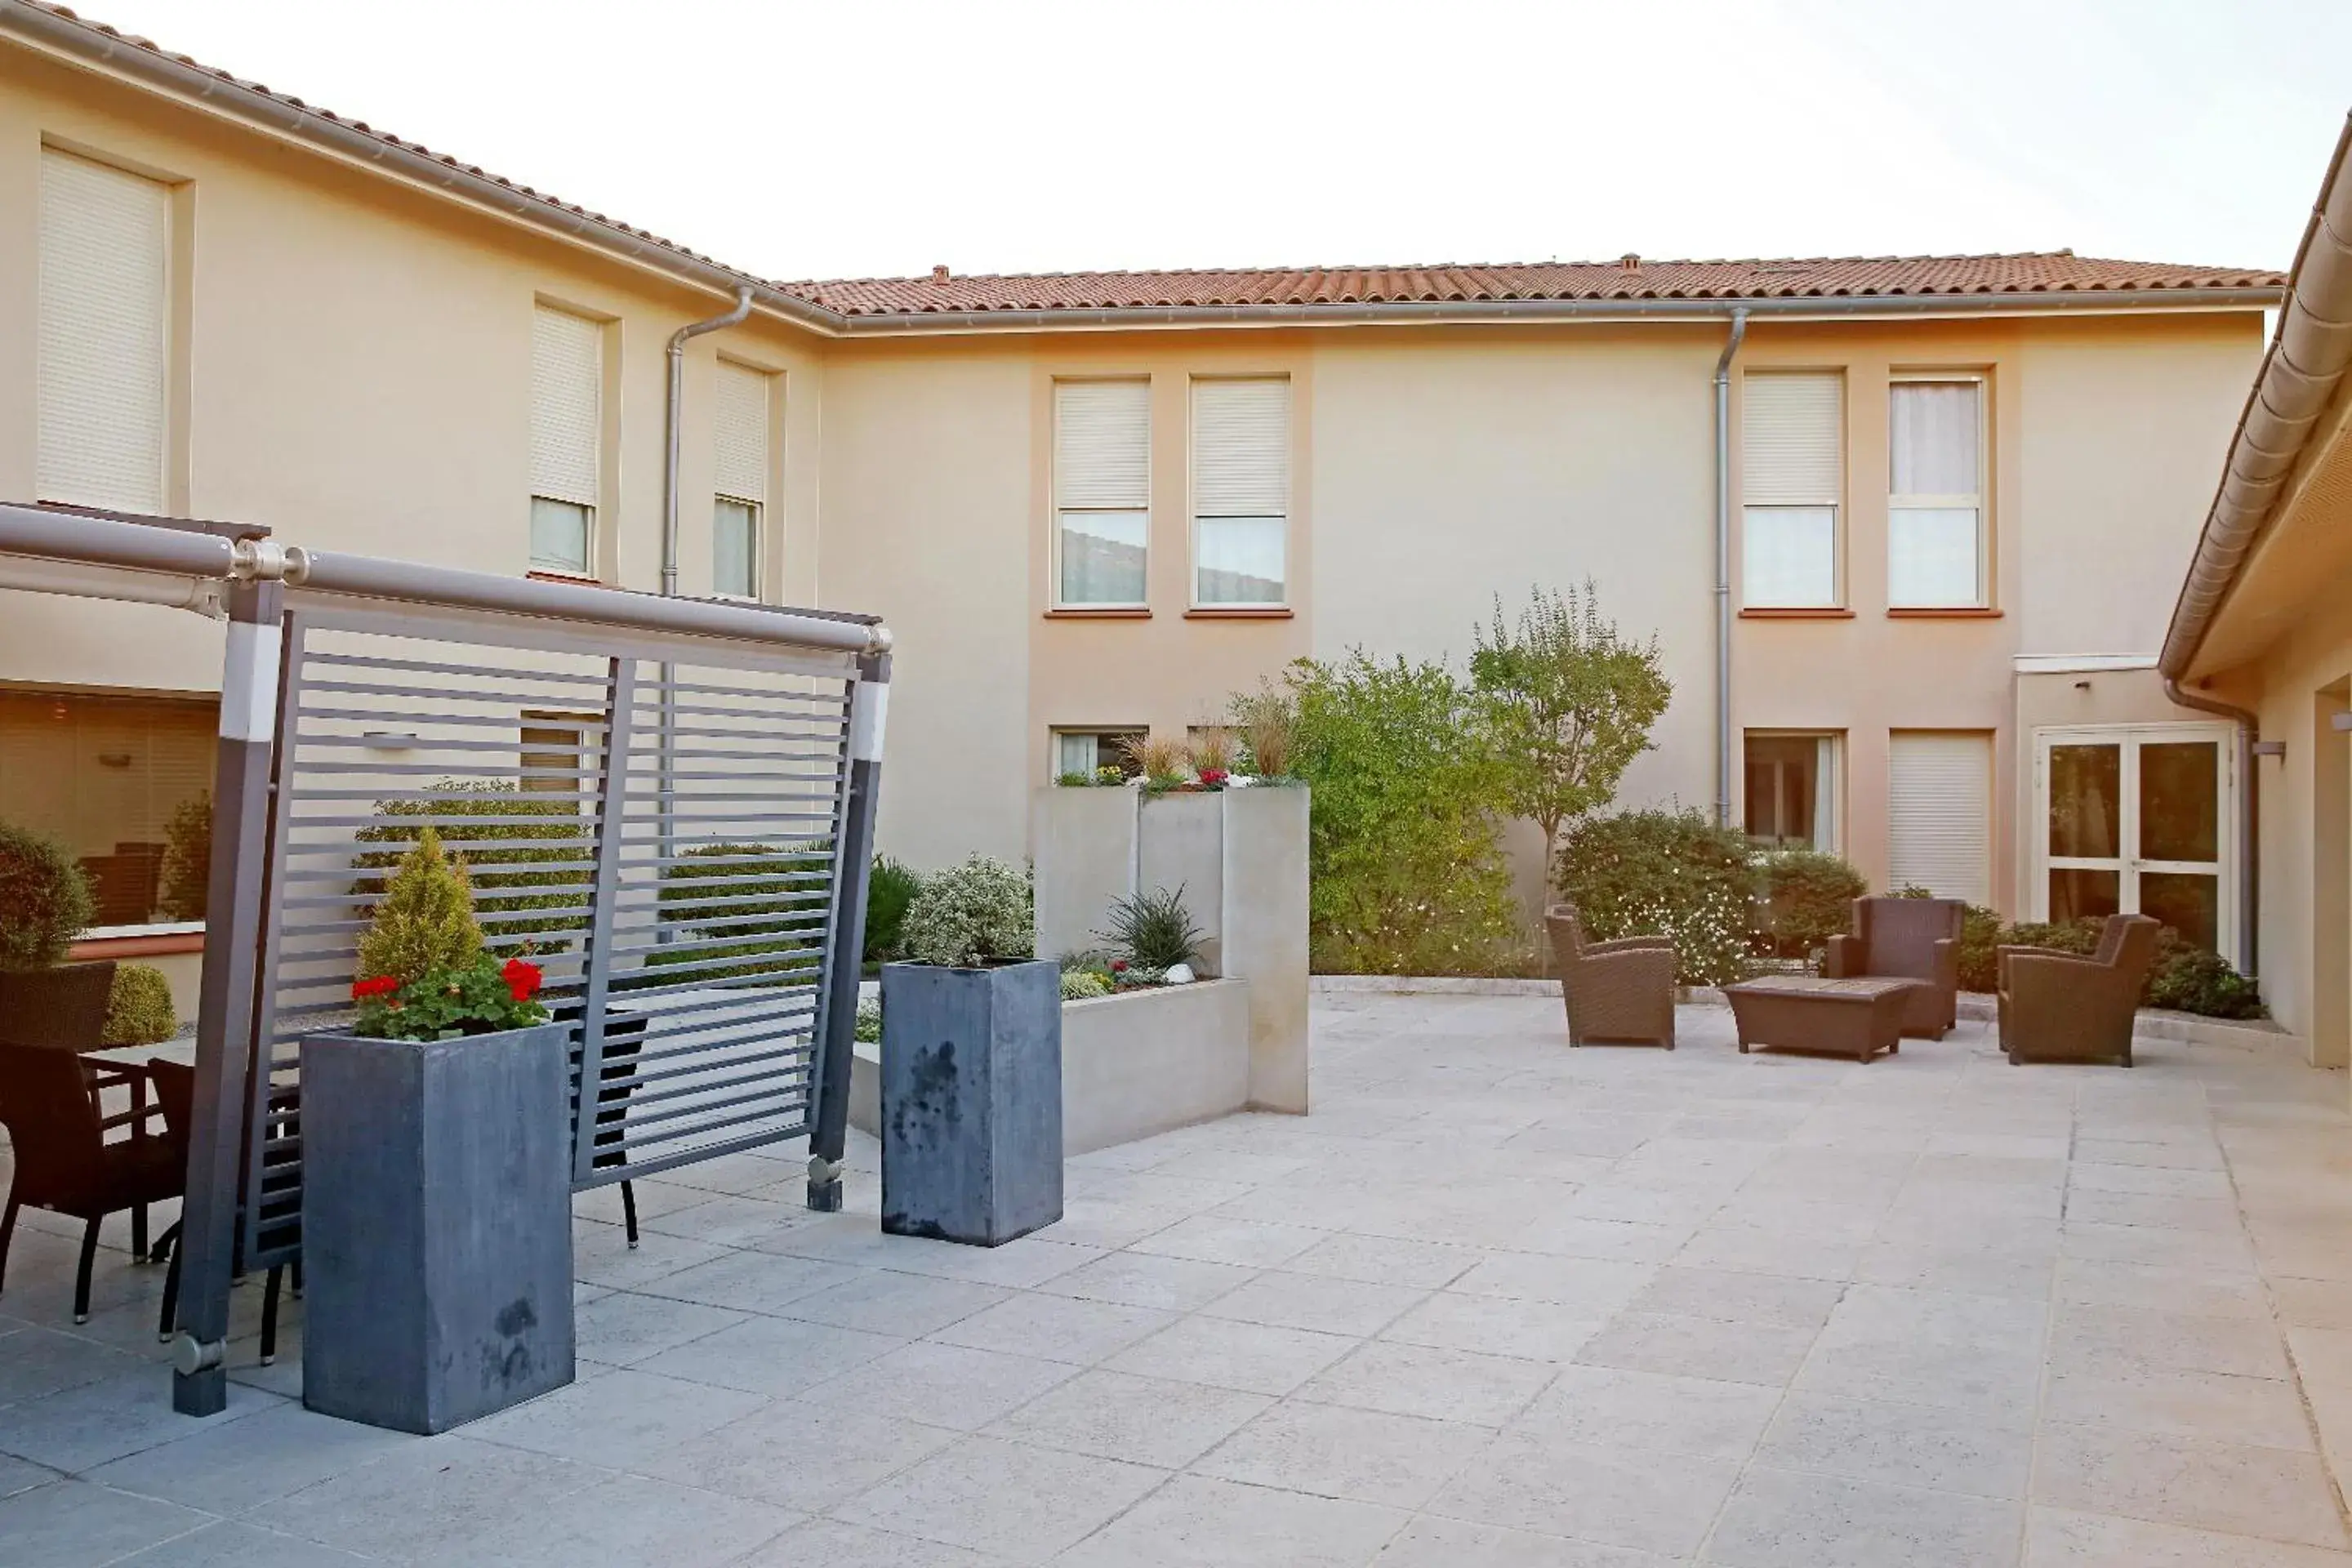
{"left": 501, "top": 956, "right": 544, "bottom": 1003}
{"left": 351, "top": 975, "right": 399, "bottom": 1000}
{"left": 1110, "top": 958, "right": 1128, "bottom": 973}
{"left": 1200, "top": 768, "right": 1229, "bottom": 786}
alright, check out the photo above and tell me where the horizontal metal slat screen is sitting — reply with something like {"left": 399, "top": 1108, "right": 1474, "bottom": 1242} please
{"left": 242, "top": 606, "right": 858, "bottom": 1267}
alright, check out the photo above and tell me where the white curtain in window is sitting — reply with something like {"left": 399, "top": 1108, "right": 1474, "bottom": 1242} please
{"left": 1889, "top": 506, "right": 1980, "bottom": 608}
{"left": 1057, "top": 733, "right": 1098, "bottom": 777}
{"left": 1743, "top": 506, "right": 1836, "bottom": 608}
{"left": 1813, "top": 735, "right": 1840, "bottom": 855}
{"left": 530, "top": 497, "right": 590, "bottom": 576}
{"left": 1890, "top": 381, "right": 1980, "bottom": 495}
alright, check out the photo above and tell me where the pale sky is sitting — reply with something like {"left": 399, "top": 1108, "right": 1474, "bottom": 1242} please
{"left": 78, "top": 0, "right": 2352, "bottom": 283}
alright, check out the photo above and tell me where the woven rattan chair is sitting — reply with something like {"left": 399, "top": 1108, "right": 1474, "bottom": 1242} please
{"left": 0, "top": 1042, "right": 179, "bottom": 1322}
{"left": 1823, "top": 897, "right": 1962, "bottom": 1039}
{"left": 0, "top": 962, "right": 118, "bottom": 1054}
{"left": 1545, "top": 904, "right": 1677, "bottom": 1049}
{"left": 1999, "top": 913, "right": 2161, "bottom": 1067}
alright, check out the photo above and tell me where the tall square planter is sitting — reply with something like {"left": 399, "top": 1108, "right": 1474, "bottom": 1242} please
{"left": 879, "top": 959, "right": 1063, "bottom": 1246}
{"left": 299, "top": 1022, "right": 576, "bottom": 1434}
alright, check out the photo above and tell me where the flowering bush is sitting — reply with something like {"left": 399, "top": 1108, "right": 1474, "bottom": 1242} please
{"left": 900, "top": 854, "right": 1034, "bottom": 967}
{"left": 1557, "top": 808, "right": 1759, "bottom": 986}
{"left": 348, "top": 827, "right": 550, "bottom": 1040}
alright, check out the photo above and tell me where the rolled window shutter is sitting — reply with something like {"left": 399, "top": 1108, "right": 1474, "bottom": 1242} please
{"left": 713, "top": 361, "right": 769, "bottom": 503}
{"left": 38, "top": 149, "right": 169, "bottom": 514}
{"left": 1889, "top": 732, "right": 1992, "bottom": 904}
{"left": 1193, "top": 378, "right": 1290, "bottom": 516}
{"left": 1742, "top": 373, "right": 1841, "bottom": 506}
{"left": 532, "top": 305, "right": 602, "bottom": 506}
{"left": 1056, "top": 381, "right": 1150, "bottom": 508}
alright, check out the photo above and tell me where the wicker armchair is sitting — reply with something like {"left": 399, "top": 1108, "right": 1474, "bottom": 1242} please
{"left": 2000, "top": 913, "right": 2160, "bottom": 1067}
{"left": 1823, "top": 897, "right": 1962, "bottom": 1039}
{"left": 1545, "top": 904, "right": 1677, "bottom": 1049}
{"left": 0, "top": 1044, "right": 180, "bottom": 1322}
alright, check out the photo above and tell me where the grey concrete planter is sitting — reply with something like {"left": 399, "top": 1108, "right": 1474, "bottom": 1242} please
{"left": 878, "top": 959, "right": 1063, "bottom": 1246}
{"left": 298, "top": 1021, "right": 576, "bottom": 1433}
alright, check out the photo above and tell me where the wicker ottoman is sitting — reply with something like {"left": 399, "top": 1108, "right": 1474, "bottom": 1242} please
{"left": 1722, "top": 976, "right": 1918, "bottom": 1063}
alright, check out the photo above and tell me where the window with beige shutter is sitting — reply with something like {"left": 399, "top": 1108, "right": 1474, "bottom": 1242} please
{"left": 1192, "top": 377, "right": 1290, "bottom": 606}
{"left": 530, "top": 304, "right": 603, "bottom": 576}
{"left": 1888, "top": 378, "right": 1986, "bottom": 608}
{"left": 712, "top": 360, "right": 770, "bottom": 599}
{"left": 1888, "top": 731, "right": 1993, "bottom": 904}
{"left": 1054, "top": 379, "right": 1151, "bottom": 605}
{"left": 1740, "top": 372, "right": 1842, "bottom": 608}
{"left": 38, "top": 149, "right": 171, "bottom": 514}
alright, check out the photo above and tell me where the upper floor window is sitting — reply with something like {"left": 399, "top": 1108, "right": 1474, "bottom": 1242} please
{"left": 1054, "top": 379, "right": 1150, "bottom": 606}
{"left": 1740, "top": 372, "right": 1841, "bottom": 608}
{"left": 1192, "top": 377, "right": 1290, "bottom": 606}
{"left": 712, "top": 359, "right": 771, "bottom": 600}
{"left": 38, "top": 149, "right": 170, "bottom": 514}
{"left": 530, "top": 303, "right": 603, "bottom": 577}
{"left": 1888, "top": 377, "right": 1985, "bottom": 608}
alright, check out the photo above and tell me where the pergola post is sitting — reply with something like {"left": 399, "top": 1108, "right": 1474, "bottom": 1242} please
{"left": 808, "top": 652, "right": 889, "bottom": 1210}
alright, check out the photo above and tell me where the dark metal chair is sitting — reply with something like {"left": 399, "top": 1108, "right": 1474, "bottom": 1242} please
{"left": 1545, "top": 903, "right": 1678, "bottom": 1049}
{"left": 2000, "top": 913, "right": 2162, "bottom": 1067}
{"left": 0, "top": 1041, "right": 180, "bottom": 1322}
{"left": 1823, "top": 897, "right": 1963, "bottom": 1039}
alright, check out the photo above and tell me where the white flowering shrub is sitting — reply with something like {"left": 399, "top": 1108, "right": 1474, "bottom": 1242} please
{"left": 900, "top": 854, "right": 1035, "bottom": 967}
{"left": 1557, "top": 808, "right": 1759, "bottom": 987}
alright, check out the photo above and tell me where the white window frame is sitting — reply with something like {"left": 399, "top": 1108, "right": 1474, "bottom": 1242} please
{"left": 1189, "top": 376, "right": 1290, "bottom": 610}
{"left": 1743, "top": 730, "right": 1843, "bottom": 854}
{"left": 1887, "top": 372, "right": 1989, "bottom": 609}
{"left": 1052, "top": 728, "right": 1146, "bottom": 779}
{"left": 1053, "top": 378, "right": 1152, "bottom": 610}
{"left": 2031, "top": 721, "right": 2238, "bottom": 964}
{"left": 712, "top": 495, "right": 762, "bottom": 602}
{"left": 1740, "top": 371, "right": 1843, "bottom": 610}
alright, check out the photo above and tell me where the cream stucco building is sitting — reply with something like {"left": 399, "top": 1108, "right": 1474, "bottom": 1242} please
{"left": 0, "top": 1, "right": 2287, "bottom": 1008}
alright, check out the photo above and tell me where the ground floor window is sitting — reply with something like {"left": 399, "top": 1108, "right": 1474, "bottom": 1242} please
{"left": 1054, "top": 728, "right": 1146, "bottom": 780}
{"left": 0, "top": 688, "right": 217, "bottom": 928}
{"left": 1889, "top": 730, "right": 1993, "bottom": 905}
{"left": 2038, "top": 722, "right": 2232, "bottom": 958}
{"left": 1744, "top": 733, "right": 1841, "bottom": 853}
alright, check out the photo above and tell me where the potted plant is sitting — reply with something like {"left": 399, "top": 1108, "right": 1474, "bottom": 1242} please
{"left": 299, "top": 826, "right": 575, "bottom": 1434}
{"left": 0, "top": 821, "right": 114, "bottom": 1052}
{"left": 878, "top": 853, "right": 1062, "bottom": 1246}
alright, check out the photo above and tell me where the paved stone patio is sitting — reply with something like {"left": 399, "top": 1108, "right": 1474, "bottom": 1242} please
{"left": 7, "top": 994, "right": 2352, "bottom": 1565}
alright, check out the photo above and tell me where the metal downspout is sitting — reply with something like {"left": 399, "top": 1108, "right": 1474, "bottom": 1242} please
{"left": 658, "top": 286, "right": 755, "bottom": 867}
{"left": 2164, "top": 678, "right": 2260, "bottom": 977}
{"left": 1713, "top": 308, "right": 1750, "bottom": 828}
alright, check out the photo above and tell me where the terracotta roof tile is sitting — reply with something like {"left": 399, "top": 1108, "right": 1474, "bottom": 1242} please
{"left": 785, "top": 252, "right": 2284, "bottom": 318}
{"left": 15, "top": 4, "right": 2285, "bottom": 328}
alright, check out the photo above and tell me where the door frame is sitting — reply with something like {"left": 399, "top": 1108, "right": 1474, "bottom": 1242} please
{"left": 2030, "top": 721, "right": 2238, "bottom": 964}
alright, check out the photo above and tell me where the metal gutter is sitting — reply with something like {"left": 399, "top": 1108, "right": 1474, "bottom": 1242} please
{"left": 0, "top": 2, "right": 2285, "bottom": 344}
{"left": 1712, "top": 309, "right": 1749, "bottom": 828}
{"left": 2160, "top": 113, "right": 2352, "bottom": 680}
{"left": 662, "top": 287, "right": 755, "bottom": 597}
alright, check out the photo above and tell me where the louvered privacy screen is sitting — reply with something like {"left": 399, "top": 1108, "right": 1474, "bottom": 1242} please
{"left": 244, "top": 600, "right": 861, "bottom": 1269}
{"left": 1192, "top": 377, "right": 1289, "bottom": 604}
{"left": 1740, "top": 372, "right": 1840, "bottom": 609}
{"left": 1889, "top": 731, "right": 1992, "bottom": 905}
{"left": 1054, "top": 380, "right": 1151, "bottom": 604}
{"left": 38, "top": 149, "right": 169, "bottom": 514}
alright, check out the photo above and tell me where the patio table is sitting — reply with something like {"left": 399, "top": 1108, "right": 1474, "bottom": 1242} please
{"left": 1722, "top": 974, "right": 1918, "bottom": 1063}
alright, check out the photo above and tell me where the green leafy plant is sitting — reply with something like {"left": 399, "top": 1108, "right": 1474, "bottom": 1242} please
{"left": 355, "top": 781, "right": 589, "bottom": 951}
{"left": 864, "top": 856, "right": 923, "bottom": 966}
{"left": 1055, "top": 770, "right": 1097, "bottom": 787}
{"left": 1059, "top": 969, "right": 1111, "bottom": 1000}
{"left": 1094, "top": 764, "right": 1125, "bottom": 786}
{"left": 103, "top": 963, "right": 180, "bottom": 1045}
{"left": 1282, "top": 651, "right": 1522, "bottom": 975}
{"left": 1557, "top": 808, "right": 1758, "bottom": 987}
{"left": 1120, "top": 733, "right": 1191, "bottom": 790}
{"left": 0, "top": 821, "right": 95, "bottom": 971}
{"left": 900, "top": 854, "right": 1034, "bottom": 967}
{"left": 1470, "top": 581, "right": 1673, "bottom": 888}
{"left": 1754, "top": 849, "right": 1867, "bottom": 960}
{"left": 2145, "top": 937, "right": 2265, "bottom": 1019}
{"left": 158, "top": 793, "right": 212, "bottom": 922}
{"left": 1095, "top": 884, "right": 1205, "bottom": 973}
{"left": 349, "top": 827, "right": 548, "bottom": 1040}
{"left": 854, "top": 995, "right": 883, "bottom": 1042}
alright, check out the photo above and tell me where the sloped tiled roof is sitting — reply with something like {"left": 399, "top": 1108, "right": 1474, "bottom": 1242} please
{"left": 7, "top": 2, "right": 2285, "bottom": 332}
{"left": 785, "top": 253, "right": 2285, "bottom": 318}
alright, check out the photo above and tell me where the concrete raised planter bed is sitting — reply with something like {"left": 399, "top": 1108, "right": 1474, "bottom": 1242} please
{"left": 855, "top": 977, "right": 1253, "bottom": 1157}
{"left": 298, "top": 1022, "right": 576, "bottom": 1434}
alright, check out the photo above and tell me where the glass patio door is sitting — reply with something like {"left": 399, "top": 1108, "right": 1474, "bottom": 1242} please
{"left": 2037, "top": 724, "right": 2235, "bottom": 960}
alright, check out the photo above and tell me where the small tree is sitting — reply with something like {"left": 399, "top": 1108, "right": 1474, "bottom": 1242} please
{"left": 1471, "top": 582, "right": 1672, "bottom": 890}
{"left": 0, "top": 821, "right": 96, "bottom": 971}
{"left": 356, "top": 827, "right": 484, "bottom": 985}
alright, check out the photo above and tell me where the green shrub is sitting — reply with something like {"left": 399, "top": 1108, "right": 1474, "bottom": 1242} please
{"left": 159, "top": 793, "right": 211, "bottom": 921}
{"left": 864, "top": 856, "right": 923, "bottom": 966}
{"left": 355, "top": 781, "right": 589, "bottom": 951}
{"left": 1095, "top": 884, "right": 1205, "bottom": 972}
{"left": 1284, "top": 652, "right": 1522, "bottom": 975}
{"left": 648, "top": 840, "right": 831, "bottom": 984}
{"left": 1557, "top": 808, "right": 1758, "bottom": 987}
{"left": 1754, "top": 850, "right": 1866, "bottom": 959}
{"left": 0, "top": 821, "right": 95, "bottom": 971}
{"left": 2145, "top": 937, "right": 2265, "bottom": 1019}
{"left": 1060, "top": 969, "right": 1111, "bottom": 1000}
{"left": 1955, "top": 904, "right": 2005, "bottom": 992}
{"left": 853, "top": 995, "right": 882, "bottom": 1042}
{"left": 103, "top": 962, "right": 180, "bottom": 1045}
{"left": 355, "top": 826, "right": 485, "bottom": 984}
{"left": 1055, "top": 771, "right": 1095, "bottom": 787}
{"left": 901, "top": 855, "right": 1034, "bottom": 967}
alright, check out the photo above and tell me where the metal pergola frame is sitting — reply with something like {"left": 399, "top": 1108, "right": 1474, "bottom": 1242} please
{"left": 0, "top": 503, "right": 892, "bottom": 1418}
